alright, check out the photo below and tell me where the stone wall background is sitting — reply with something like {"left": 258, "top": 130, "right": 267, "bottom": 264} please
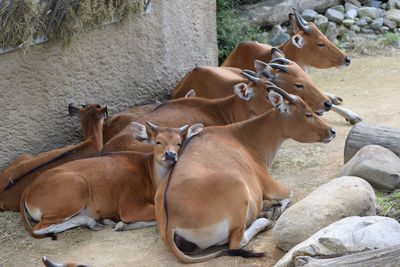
{"left": 0, "top": 0, "right": 218, "bottom": 170}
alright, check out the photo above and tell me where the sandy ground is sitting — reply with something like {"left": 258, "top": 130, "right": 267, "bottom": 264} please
{"left": 1, "top": 52, "right": 400, "bottom": 267}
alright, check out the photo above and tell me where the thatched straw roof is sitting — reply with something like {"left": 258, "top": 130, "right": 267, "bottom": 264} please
{"left": 0, "top": 0, "right": 142, "bottom": 50}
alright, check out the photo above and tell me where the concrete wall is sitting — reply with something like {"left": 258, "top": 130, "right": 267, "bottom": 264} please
{"left": 0, "top": 0, "right": 217, "bottom": 169}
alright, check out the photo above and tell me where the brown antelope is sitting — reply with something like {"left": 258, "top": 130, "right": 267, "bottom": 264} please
{"left": 155, "top": 85, "right": 336, "bottom": 263}
{"left": 20, "top": 122, "right": 204, "bottom": 238}
{"left": 0, "top": 104, "right": 107, "bottom": 211}
{"left": 221, "top": 9, "right": 361, "bottom": 124}
{"left": 171, "top": 49, "right": 331, "bottom": 115}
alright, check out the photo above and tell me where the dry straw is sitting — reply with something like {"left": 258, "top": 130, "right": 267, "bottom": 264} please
{"left": 0, "top": 0, "right": 142, "bottom": 49}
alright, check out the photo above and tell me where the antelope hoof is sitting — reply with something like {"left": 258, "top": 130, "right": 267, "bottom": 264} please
{"left": 261, "top": 197, "right": 292, "bottom": 220}
{"left": 114, "top": 221, "right": 126, "bottom": 231}
{"left": 101, "top": 219, "right": 116, "bottom": 227}
{"left": 331, "top": 95, "right": 343, "bottom": 105}
{"left": 346, "top": 114, "right": 362, "bottom": 125}
{"left": 88, "top": 223, "right": 103, "bottom": 231}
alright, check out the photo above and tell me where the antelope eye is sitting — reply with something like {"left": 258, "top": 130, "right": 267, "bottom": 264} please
{"left": 318, "top": 43, "right": 325, "bottom": 47}
{"left": 178, "top": 143, "right": 182, "bottom": 147}
{"left": 96, "top": 104, "right": 101, "bottom": 108}
{"left": 156, "top": 141, "right": 162, "bottom": 145}
{"left": 294, "top": 83, "right": 304, "bottom": 89}
{"left": 305, "top": 113, "right": 313, "bottom": 118}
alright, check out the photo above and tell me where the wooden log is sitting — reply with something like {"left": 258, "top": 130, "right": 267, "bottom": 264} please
{"left": 344, "top": 123, "right": 400, "bottom": 163}
{"left": 295, "top": 245, "right": 400, "bottom": 267}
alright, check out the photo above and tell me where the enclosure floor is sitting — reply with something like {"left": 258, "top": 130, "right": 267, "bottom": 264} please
{"left": 1, "top": 52, "right": 400, "bottom": 267}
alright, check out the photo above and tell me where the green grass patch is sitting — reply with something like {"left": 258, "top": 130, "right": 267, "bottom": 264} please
{"left": 376, "top": 189, "right": 400, "bottom": 221}
{"left": 382, "top": 32, "right": 400, "bottom": 46}
{"left": 216, "top": 0, "right": 265, "bottom": 64}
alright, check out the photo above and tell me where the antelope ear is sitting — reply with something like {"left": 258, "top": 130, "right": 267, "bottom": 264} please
{"left": 233, "top": 83, "right": 253, "bottom": 101}
{"left": 292, "top": 34, "right": 303, "bottom": 49}
{"left": 184, "top": 89, "right": 196, "bottom": 98}
{"left": 187, "top": 123, "right": 204, "bottom": 139}
{"left": 271, "top": 48, "right": 286, "bottom": 59}
{"left": 268, "top": 91, "right": 288, "bottom": 113}
{"left": 68, "top": 104, "right": 81, "bottom": 118}
{"left": 99, "top": 106, "right": 108, "bottom": 119}
{"left": 255, "top": 60, "right": 275, "bottom": 80}
{"left": 131, "top": 122, "right": 149, "bottom": 142}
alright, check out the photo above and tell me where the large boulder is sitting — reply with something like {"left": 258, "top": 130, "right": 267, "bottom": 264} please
{"left": 301, "top": 9, "right": 318, "bottom": 22}
{"left": 346, "top": 9, "right": 358, "bottom": 20}
{"left": 340, "top": 145, "right": 400, "bottom": 190}
{"left": 325, "top": 8, "right": 345, "bottom": 24}
{"left": 358, "top": 7, "right": 381, "bottom": 19}
{"left": 325, "top": 22, "right": 339, "bottom": 41}
{"left": 239, "top": 0, "right": 341, "bottom": 28}
{"left": 386, "top": 9, "right": 400, "bottom": 23}
{"left": 274, "top": 216, "right": 400, "bottom": 267}
{"left": 273, "top": 176, "right": 377, "bottom": 251}
{"left": 315, "top": 14, "right": 330, "bottom": 32}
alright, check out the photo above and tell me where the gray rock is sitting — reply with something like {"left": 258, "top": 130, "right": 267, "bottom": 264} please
{"left": 397, "top": 1, "right": 400, "bottom": 9}
{"left": 326, "top": 8, "right": 345, "bottom": 24}
{"left": 331, "top": 5, "right": 345, "bottom": 13}
{"left": 381, "top": 26, "right": 390, "bottom": 33}
{"left": 386, "top": 9, "right": 400, "bottom": 23}
{"left": 362, "top": 16, "right": 373, "bottom": 23}
{"left": 384, "top": 18, "right": 397, "bottom": 30}
{"left": 269, "top": 33, "right": 291, "bottom": 46}
{"left": 343, "top": 19, "right": 356, "bottom": 27}
{"left": 358, "top": 7, "right": 380, "bottom": 19}
{"left": 381, "top": 3, "right": 388, "bottom": 10}
{"left": 275, "top": 216, "right": 400, "bottom": 267}
{"left": 356, "top": 18, "right": 369, "bottom": 26}
{"left": 301, "top": 9, "right": 318, "bottom": 22}
{"left": 361, "top": 28, "right": 375, "bottom": 33}
{"left": 326, "top": 22, "right": 339, "bottom": 41}
{"left": 315, "top": 14, "right": 330, "bottom": 32}
{"left": 345, "top": 0, "right": 362, "bottom": 7}
{"left": 340, "top": 145, "right": 400, "bottom": 190}
{"left": 273, "top": 176, "right": 377, "bottom": 251}
{"left": 366, "top": 0, "right": 382, "bottom": 8}
{"left": 343, "top": 30, "right": 358, "bottom": 41}
{"left": 270, "top": 24, "right": 284, "bottom": 36}
{"left": 345, "top": 2, "right": 359, "bottom": 12}
{"left": 370, "top": 17, "right": 384, "bottom": 30}
{"left": 388, "top": 0, "right": 397, "bottom": 9}
{"left": 338, "top": 25, "right": 348, "bottom": 36}
{"left": 350, "top": 25, "right": 361, "bottom": 32}
{"left": 346, "top": 9, "right": 358, "bottom": 20}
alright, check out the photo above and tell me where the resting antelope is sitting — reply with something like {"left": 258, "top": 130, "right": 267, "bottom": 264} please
{"left": 221, "top": 8, "right": 360, "bottom": 124}
{"left": 155, "top": 84, "right": 336, "bottom": 263}
{"left": 20, "top": 122, "right": 203, "bottom": 238}
{"left": 0, "top": 104, "right": 107, "bottom": 211}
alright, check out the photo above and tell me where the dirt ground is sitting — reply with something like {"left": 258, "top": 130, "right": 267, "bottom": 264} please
{"left": 1, "top": 52, "right": 400, "bottom": 267}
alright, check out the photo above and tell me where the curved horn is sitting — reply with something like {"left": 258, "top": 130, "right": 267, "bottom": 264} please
{"left": 178, "top": 125, "right": 189, "bottom": 134}
{"left": 270, "top": 58, "right": 291, "bottom": 65}
{"left": 146, "top": 121, "right": 158, "bottom": 132}
{"left": 269, "top": 63, "right": 288, "bottom": 72}
{"left": 241, "top": 70, "right": 260, "bottom": 83}
{"left": 267, "top": 85, "right": 296, "bottom": 103}
{"left": 292, "top": 8, "right": 311, "bottom": 33}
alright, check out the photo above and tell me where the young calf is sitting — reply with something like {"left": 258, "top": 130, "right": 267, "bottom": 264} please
{"left": 0, "top": 104, "right": 108, "bottom": 211}
{"left": 155, "top": 86, "right": 336, "bottom": 263}
{"left": 20, "top": 122, "right": 203, "bottom": 238}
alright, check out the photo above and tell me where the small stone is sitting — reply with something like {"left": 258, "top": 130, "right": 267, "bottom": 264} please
{"left": 337, "top": 25, "right": 347, "bottom": 36}
{"left": 301, "top": 9, "right": 318, "bottom": 22}
{"left": 269, "top": 33, "right": 290, "bottom": 47}
{"left": 343, "top": 30, "right": 358, "bottom": 42}
{"left": 345, "top": 2, "right": 359, "bottom": 12}
{"left": 326, "top": 8, "right": 345, "bottom": 24}
{"left": 356, "top": 18, "right": 369, "bottom": 27}
{"left": 331, "top": 5, "right": 345, "bottom": 13}
{"left": 386, "top": 9, "right": 400, "bottom": 23}
{"left": 270, "top": 24, "right": 283, "bottom": 36}
{"left": 345, "top": 0, "right": 362, "bottom": 8}
{"left": 362, "top": 16, "right": 373, "bottom": 23}
{"left": 325, "top": 22, "right": 339, "bottom": 41}
{"left": 370, "top": 17, "right": 384, "bottom": 30}
{"left": 340, "top": 145, "right": 400, "bottom": 190}
{"left": 381, "top": 26, "right": 390, "bottom": 33}
{"left": 366, "top": 0, "right": 382, "bottom": 8}
{"left": 315, "top": 14, "right": 329, "bottom": 32}
{"left": 396, "top": 1, "right": 400, "bottom": 9}
{"left": 343, "top": 19, "right": 356, "bottom": 27}
{"left": 350, "top": 24, "right": 361, "bottom": 32}
{"left": 388, "top": 0, "right": 399, "bottom": 9}
{"left": 346, "top": 9, "right": 358, "bottom": 20}
{"left": 358, "top": 7, "right": 380, "bottom": 19}
{"left": 381, "top": 3, "right": 388, "bottom": 10}
{"left": 361, "top": 28, "right": 375, "bottom": 33}
{"left": 384, "top": 18, "right": 397, "bottom": 30}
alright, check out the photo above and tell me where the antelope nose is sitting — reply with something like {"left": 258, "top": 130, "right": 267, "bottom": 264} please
{"left": 324, "top": 100, "right": 332, "bottom": 110}
{"left": 345, "top": 56, "right": 351, "bottom": 65}
{"left": 330, "top": 128, "right": 336, "bottom": 136}
{"left": 164, "top": 151, "right": 176, "bottom": 161}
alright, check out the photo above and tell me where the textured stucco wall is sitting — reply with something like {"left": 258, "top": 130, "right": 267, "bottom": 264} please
{"left": 0, "top": 0, "right": 217, "bottom": 170}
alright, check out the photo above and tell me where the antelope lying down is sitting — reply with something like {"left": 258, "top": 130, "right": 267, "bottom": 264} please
{"left": 156, "top": 86, "right": 336, "bottom": 263}
{"left": 0, "top": 104, "right": 108, "bottom": 211}
{"left": 20, "top": 122, "right": 203, "bottom": 238}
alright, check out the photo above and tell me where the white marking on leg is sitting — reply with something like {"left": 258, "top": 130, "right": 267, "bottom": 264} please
{"left": 25, "top": 202, "right": 41, "bottom": 222}
{"left": 33, "top": 215, "right": 98, "bottom": 235}
{"left": 239, "top": 218, "right": 271, "bottom": 248}
{"left": 331, "top": 105, "right": 362, "bottom": 124}
{"left": 114, "top": 221, "right": 157, "bottom": 231}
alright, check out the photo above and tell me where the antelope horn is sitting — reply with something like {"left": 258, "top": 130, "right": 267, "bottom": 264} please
{"left": 270, "top": 58, "right": 291, "bottom": 65}
{"left": 241, "top": 70, "right": 260, "bottom": 83}
{"left": 269, "top": 63, "right": 289, "bottom": 72}
{"left": 267, "top": 85, "right": 296, "bottom": 103}
{"left": 292, "top": 8, "right": 311, "bottom": 33}
{"left": 146, "top": 121, "right": 158, "bottom": 132}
